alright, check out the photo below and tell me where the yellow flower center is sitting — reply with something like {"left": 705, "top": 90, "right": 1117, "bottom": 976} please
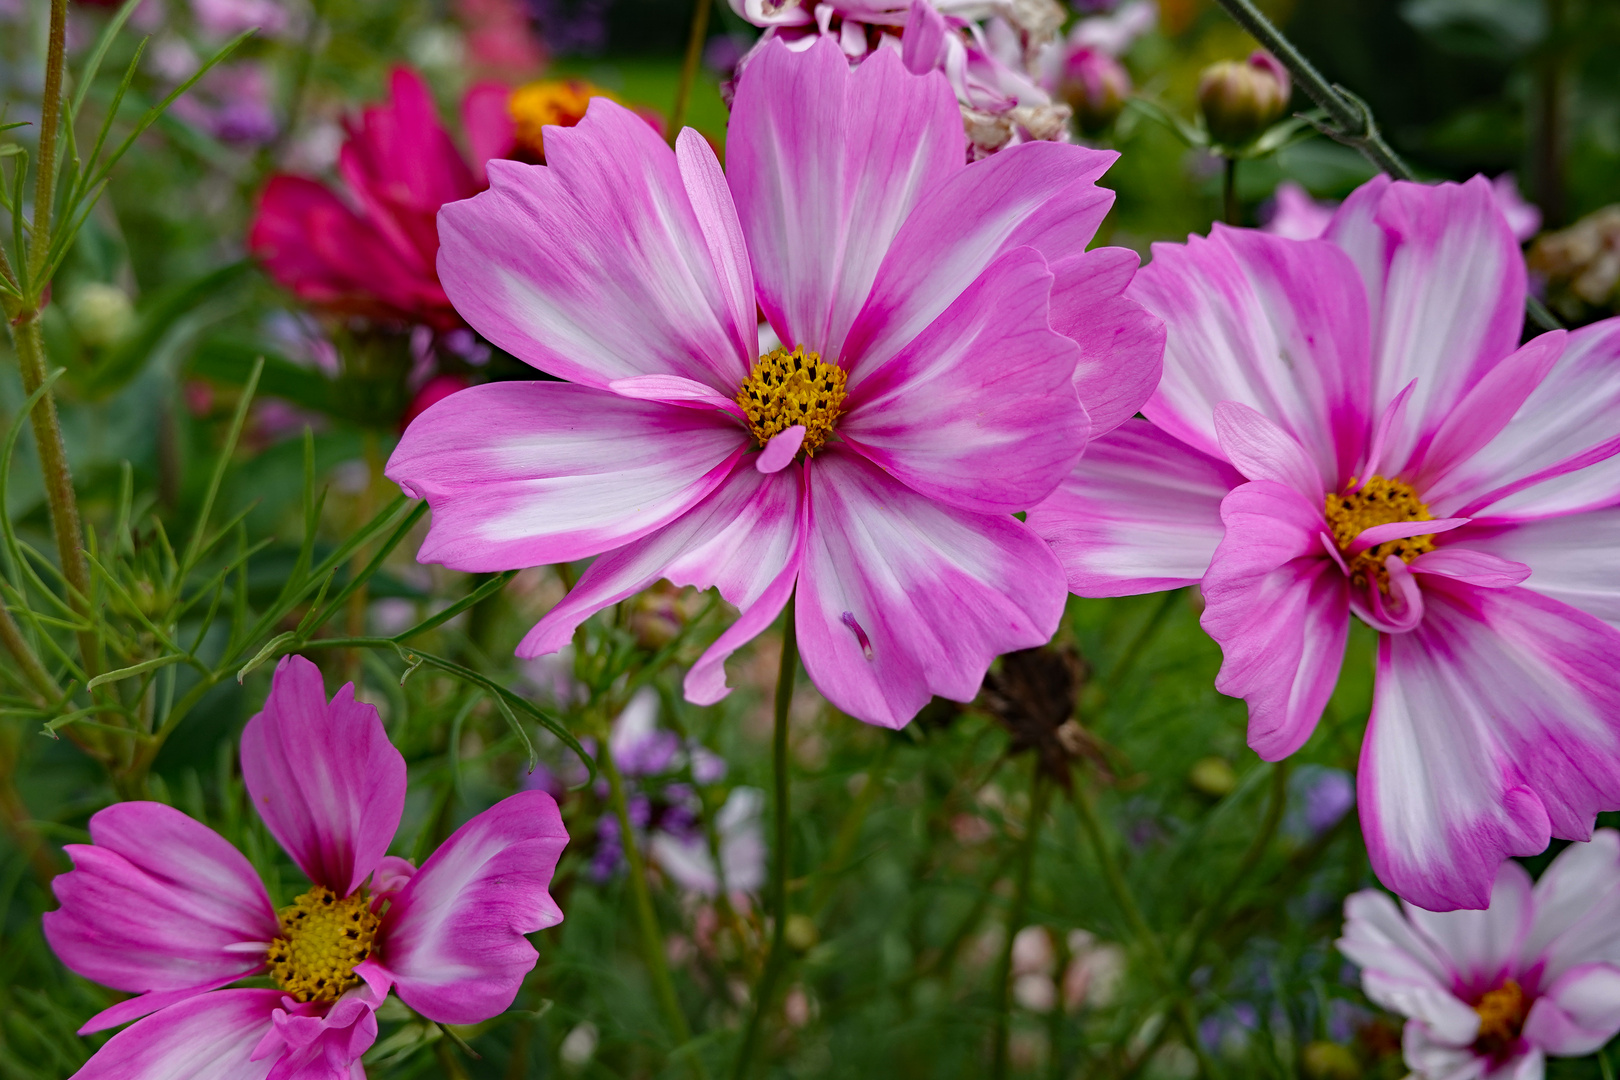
{"left": 735, "top": 345, "right": 848, "bottom": 457}
{"left": 507, "top": 80, "right": 613, "bottom": 164}
{"left": 1473, "top": 978, "right": 1529, "bottom": 1058}
{"left": 1323, "top": 475, "right": 1435, "bottom": 590}
{"left": 266, "top": 886, "right": 379, "bottom": 1003}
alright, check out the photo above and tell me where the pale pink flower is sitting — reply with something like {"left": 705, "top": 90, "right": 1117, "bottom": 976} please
{"left": 1339, "top": 831, "right": 1620, "bottom": 1079}
{"left": 45, "top": 656, "right": 568, "bottom": 1078}
{"left": 386, "top": 38, "right": 1161, "bottom": 728}
{"left": 1029, "top": 174, "right": 1620, "bottom": 910}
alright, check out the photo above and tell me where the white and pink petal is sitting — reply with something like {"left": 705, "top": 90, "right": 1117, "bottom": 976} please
{"left": 239, "top": 656, "right": 406, "bottom": 897}
{"left": 70, "top": 990, "right": 285, "bottom": 1080}
{"left": 796, "top": 449, "right": 1068, "bottom": 729}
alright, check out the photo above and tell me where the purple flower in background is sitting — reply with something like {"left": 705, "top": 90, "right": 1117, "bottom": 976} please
{"left": 650, "top": 787, "right": 768, "bottom": 896}
{"left": 1339, "top": 832, "right": 1620, "bottom": 1079}
{"left": 526, "top": 0, "right": 611, "bottom": 55}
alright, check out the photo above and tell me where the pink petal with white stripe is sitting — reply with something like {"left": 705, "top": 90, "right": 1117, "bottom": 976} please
{"left": 1134, "top": 227, "right": 1371, "bottom": 481}
{"left": 1360, "top": 581, "right": 1620, "bottom": 910}
{"left": 374, "top": 791, "right": 568, "bottom": 1026}
{"left": 840, "top": 247, "right": 1086, "bottom": 513}
{"left": 1326, "top": 175, "right": 1527, "bottom": 473}
{"left": 1201, "top": 481, "right": 1349, "bottom": 760}
{"left": 1026, "top": 420, "right": 1241, "bottom": 597}
{"left": 1523, "top": 830, "right": 1620, "bottom": 980}
{"left": 1464, "top": 510, "right": 1620, "bottom": 627}
{"left": 70, "top": 989, "right": 285, "bottom": 1080}
{"left": 1403, "top": 861, "right": 1533, "bottom": 994}
{"left": 1426, "top": 318, "right": 1620, "bottom": 519}
{"left": 727, "top": 37, "right": 963, "bottom": 359}
{"left": 1050, "top": 249, "right": 1166, "bottom": 440}
{"left": 385, "top": 381, "right": 748, "bottom": 572}
{"left": 240, "top": 656, "right": 406, "bottom": 897}
{"left": 435, "top": 102, "right": 753, "bottom": 392}
{"left": 518, "top": 463, "right": 803, "bottom": 658}
{"left": 1522, "top": 964, "right": 1620, "bottom": 1055}
{"left": 839, "top": 139, "right": 1116, "bottom": 374}
{"left": 44, "top": 802, "right": 276, "bottom": 1004}
{"left": 796, "top": 449, "right": 1067, "bottom": 728}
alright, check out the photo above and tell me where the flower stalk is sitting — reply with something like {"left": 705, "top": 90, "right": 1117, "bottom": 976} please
{"left": 731, "top": 595, "right": 798, "bottom": 1080}
{"left": 669, "top": 0, "right": 713, "bottom": 140}
{"left": 989, "top": 764, "right": 1050, "bottom": 1080}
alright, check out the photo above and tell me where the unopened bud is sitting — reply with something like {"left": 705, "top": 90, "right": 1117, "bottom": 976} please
{"left": 68, "top": 282, "right": 135, "bottom": 348}
{"left": 1060, "top": 47, "right": 1131, "bottom": 136}
{"left": 784, "top": 913, "right": 818, "bottom": 953}
{"left": 1198, "top": 51, "right": 1290, "bottom": 147}
{"left": 1188, "top": 755, "right": 1237, "bottom": 797}
{"left": 1302, "top": 1041, "right": 1360, "bottom": 1080}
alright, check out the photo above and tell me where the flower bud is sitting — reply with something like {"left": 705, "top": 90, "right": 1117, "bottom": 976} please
{"left": 1059, "top": 47, "right": 1131, "bottom": 136}
{"left": 1197, "top": 50, "right": 1291, "bottom": 147}
{"left": 68, "top": 282, "right": 135, "bottom": 348}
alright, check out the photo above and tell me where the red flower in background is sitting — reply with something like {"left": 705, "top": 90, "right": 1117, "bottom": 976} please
{"left": 250, "top": 68, "right": 484, "bottom": 330}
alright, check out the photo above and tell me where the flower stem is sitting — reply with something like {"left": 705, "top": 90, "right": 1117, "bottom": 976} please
{"left": 28, "top": 0, "right": 68, "bottom": 287}
{"left": 0, "top": 600, "right": 56, "bottom": 705}
{"left": 1222, "top": 157, "right": 1240, "bottom": 226}
{"left": 990, "top": 764, "right": 1051, "bottom": 1080}
{"left": 599, "top": 736, "right": 702, "bottom": 1074}
{"left": 1206, "top": 0, "right": 1560, "bottom": 331}
{"left": 731, "top": 594, "right": 797, "bottom": 1080}
{"left": 669, "top": 0, "right": 713, "bottom": 140}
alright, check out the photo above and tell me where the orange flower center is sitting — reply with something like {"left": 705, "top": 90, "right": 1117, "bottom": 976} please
{"left": 507, "top": 79, "right": 613, "bottom": 163}
{"left": 1323, "top": 475, "right": 1435, "bottom": 590}
{"left": 1472, "top": 978, "right": 1530, "bottom": 1058}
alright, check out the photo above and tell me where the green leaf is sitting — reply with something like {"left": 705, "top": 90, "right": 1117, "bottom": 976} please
{"left": 85, "top": 653, "right": 183, "bottom": 690}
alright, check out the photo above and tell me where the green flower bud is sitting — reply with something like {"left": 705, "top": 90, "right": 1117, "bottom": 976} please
{"left": 1197, "top": 51, "right": 1291, "bottom": 147}
{"left": 68, "top": 282, "right": 136, "bottom": 348}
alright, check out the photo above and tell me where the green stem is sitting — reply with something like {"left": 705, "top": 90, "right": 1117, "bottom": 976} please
{"left": 599, "top": 735, "right": 701, "bottom": 1073}
{"left": 731, "top": 594, "right": 797, "bottom": 1080}
{"left": 1205, "top": 0, "right": 1559, "bottom": 331}
{"left": 990, "top": 765, "right": 1050, "bottom": 1080}
{"left": 28, "top": 0, "right": 68, "bottom": 287}
{"left": 1070, "top": 781, "right": 1220, "bottom": 1080}
{"left": 669, "top": 0, "right": 713, "bottom": 140}
{"left": 0, "top": 601, "right": 56, "bottom": 704}
{"left": 1222, "top": 156, "right": 1240, "bottom": 226}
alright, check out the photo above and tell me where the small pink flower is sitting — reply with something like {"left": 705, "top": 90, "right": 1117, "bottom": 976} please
{"left": 44, "top": 656, "right": 568, "bottom": 1078}
{"left": 1339, "top": 831, "right": 1620, "bottom": 1079}
{"left": 1265, "top": 175, "right": 1541, "bottom": 244}
{"left": 1029, "top": 174, "right": 1620, "bottom": 910}
{"left": 386, "top": 38, "right": 1162, "bottom": 728}
{"left": 251, "top": 68, "right": 482, "bottom": 330}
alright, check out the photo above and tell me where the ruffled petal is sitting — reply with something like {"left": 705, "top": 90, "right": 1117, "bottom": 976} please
{"left": 1360, "top": 581, "right": 1620, "bottom": 911}
{"left": 1338, "top": 890, "right": 1461, "bottom": 1001}
{"left": 1134, "top": 226, "right": 1372, "bottom": 483}
{"left": 240, "top": 656, "right": 406, "bottom": 896}
{"left": 1026, "top": 420, "right": 1241, "bottom": 597}
{"left": 44, "top": 803, "right": 276, "bottom": 1006}
{"left": 376, "top": 791, "right": 568, "bottom": 1026}
{"left": 1426, "top": 319, "right": 1620, "bottom": 520}
{"left": 1051, "top": 251, "right": 1166, "bottom": 440}
{"left": 70, "top": 989, "right": 284, "bottom": 1080}
{"left": 839, "top": 139, "right": 1117, "bottom": 374}
{"left": 1402, "top": 862, "right": 1533, "bottom": 996}
{"left": 435, "top": 101, "right": 754, "bottom": 391}
{"left": 1521, "top": 830, "right": 1620, "bottom": 982}
{"left": 728, "top": 37, "right": 963, "bottom": 360}
{"left": 385, "top": 381, "right": 749, "bottom": 572}
{"left": 1325, "top": 175, "right": 1527, "bottom": 474}
{"left": 797, "top": 448, "right": 1068, "bottom": 728}
{"left": 1521, "top": 963, "right": 1620, "bottom": 1055}
{"left": 1201, "top": 481, "right": 1349, "bottom": 760}
{"left": 1402, "top": 1022, "right": 1490, "bottom": 1079}
{"left": 839, "top": 246, "right": 1087, "bottom": 513}
{"left": 518, "top": 461, "right": 803, "bottom": 658}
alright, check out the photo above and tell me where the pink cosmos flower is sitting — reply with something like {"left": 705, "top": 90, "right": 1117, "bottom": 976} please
{"left": 1339, "top": 831, "right": 1620, "bottom": 1079}
{"left": 1265, "top": 175, "right": 1542, "bottom": 244}
{"left": 1028, "top": 173, "right": 1620, "bottom": 910}
{"left": 385, "top": 37, "right": 1163, "bottom": 729}
{"left": 251, "top": 68, "right": 486, "bottom": 331}
{"left": 45, "top": 656, "right": 568, "bottom": 1078}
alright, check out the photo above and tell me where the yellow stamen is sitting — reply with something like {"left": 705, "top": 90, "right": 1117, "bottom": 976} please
{"left": 735, "top": 345, "right": 848, "bottom": 457}
{"left": 1323, "top": 475, "right": 1435, "bottom": 590}
{"left": 265, "top": 886, "right": 379, "bottom": 1003}
{"left": 507, "top": 80, "right": 614, "bottom": 163}
{"left": 1473, "top": 978, "right": 1529, "bottom": 1057}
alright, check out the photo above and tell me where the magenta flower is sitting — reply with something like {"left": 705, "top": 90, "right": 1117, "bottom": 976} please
{"left": 1264, "top": 175, "right": 1541, "bottom": 244}
{"left": 44, "top": 656, "right": 568, "bottom": 1078}
{"left": 250, "top": 68, "right": 483, "bottom": 331}
{"left": 1339, "top": 831, "right": 1620, "bottom": 1078}
{"left": 1028, "top": 174, "right": 1620, "bottom": 909}
{"left": 385, "top": 38, "right": 1162, "bottom": 729}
